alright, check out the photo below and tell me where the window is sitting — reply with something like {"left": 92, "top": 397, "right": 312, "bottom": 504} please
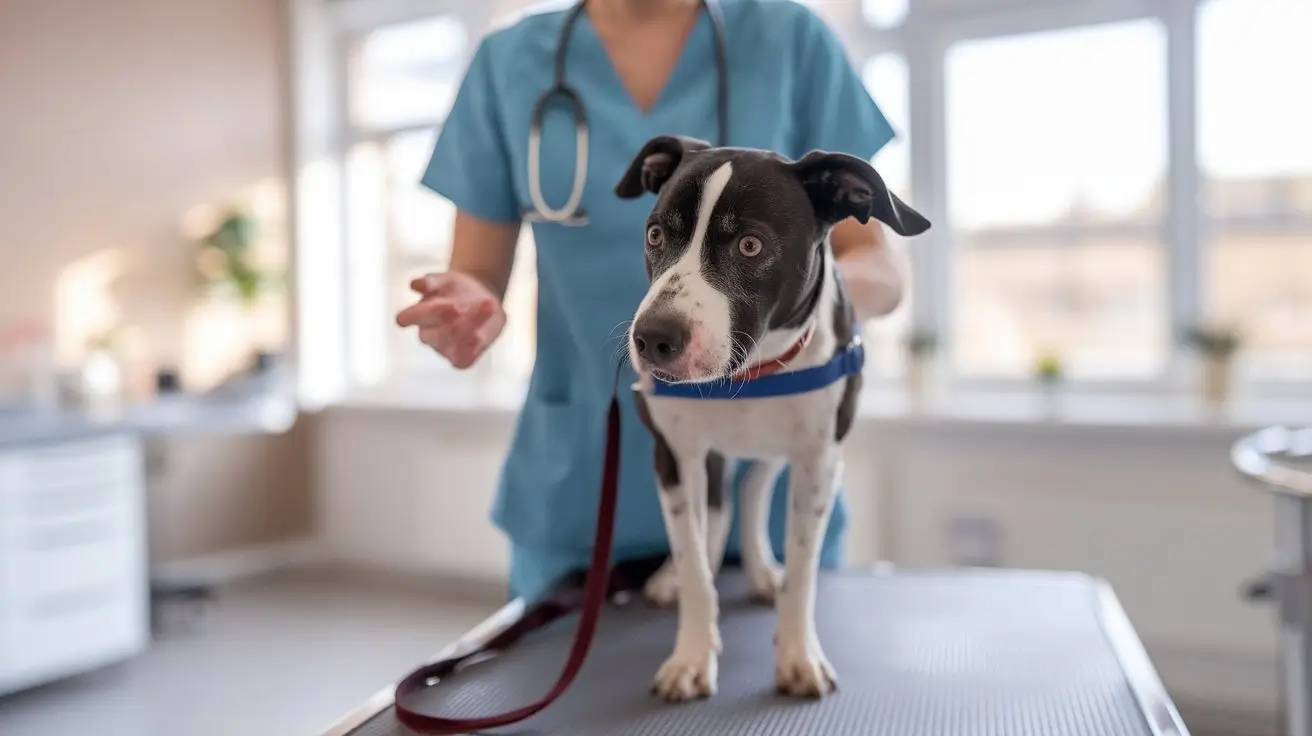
{"left": 298, "top": 0, "right": 1307, "bottom": 411}
{"left": 945, "top": 20, "right": 1170, "bottom": 381}
{"left": 349, "top": 15, "right": 466, "bottom": 130}
{"left": 1198, "top": 0, "right": 1312, "bottom": 383}
{"left": 341, "top": 14, "right": 537, "bottom": 395}
{"left": 862, "top": 51, "right": 912, "bottom": 378}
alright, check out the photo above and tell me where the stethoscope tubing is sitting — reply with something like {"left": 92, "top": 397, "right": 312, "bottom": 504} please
{"left": 524, "top": 0, "right": 728, "bottom": 225}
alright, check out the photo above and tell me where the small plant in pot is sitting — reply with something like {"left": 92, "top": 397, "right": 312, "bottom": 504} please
{"left": 1033, "top": 351, "right": 1064, "bottom": 407}
{"left": 903, "top": 330, "right": 938, "bottom": 402}
{"left": 1181, "top": 325, "right": 1241, "bottom": 407}
{"left": 195, "top": 208, "right": 285, "bottom": 373}
{"left": 80, "top": 328, "right": 125, "bottom": 413}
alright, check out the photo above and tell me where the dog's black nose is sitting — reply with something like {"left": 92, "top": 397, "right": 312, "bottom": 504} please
{"left": 633, "top": 315, "right": 689, "bottom": 366}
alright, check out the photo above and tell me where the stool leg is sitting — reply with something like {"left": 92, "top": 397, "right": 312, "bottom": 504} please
{"left": 1276, "top": 495, "right": 1312, "bottom": 736}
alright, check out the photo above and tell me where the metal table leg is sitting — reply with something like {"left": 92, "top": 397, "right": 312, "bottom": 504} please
{"left": 1233, "top": 426, "right": 1312, "bottom": 736}
{"left": 1277, "top": 494, "right": 1312, "bottom": 736}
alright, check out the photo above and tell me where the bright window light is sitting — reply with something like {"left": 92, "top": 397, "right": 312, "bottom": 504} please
{"left": 861, "top": 52, "right": 913, "bottom": 378}
{"left": 945, "top": 20, "right": 1170, "bottom": 380}
{"left": 345, "top": 141, "right": 390, "bottom": 387}
{"left": 862, "top": 52, "right": 910, "bottom": 196}
{"left": 351, "top": 15, "right": 467, "bottom": 129}
{"left": 862, "top": 0, "right": 908, "bottom": 30}
{"left": 1199, "top": 0, "right": 1312, "bottom": 381}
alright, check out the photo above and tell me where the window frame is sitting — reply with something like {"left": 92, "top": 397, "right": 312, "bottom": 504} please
{"left": 329, "top": 0, "right": 508, "bottom": 400}
{"left": 847, "top": 0, "right": 1196, "bottom": 394}
{"left": 291, "top": 0, "right": 1306, "bottom": 410}
{"left": 942, "top": 9, "right": 1175, "bottom": 390}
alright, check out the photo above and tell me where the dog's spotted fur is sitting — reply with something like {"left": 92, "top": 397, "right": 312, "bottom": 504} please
{"left": 615, "top": 136, "right": 930, "bottom": 702}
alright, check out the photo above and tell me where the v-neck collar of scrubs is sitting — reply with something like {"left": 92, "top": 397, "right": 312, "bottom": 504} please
{"left": 573, "top": 7, "right": 714, "bottom": 124}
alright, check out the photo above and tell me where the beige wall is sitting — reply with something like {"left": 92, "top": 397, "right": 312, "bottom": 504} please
{"left": 0, "top": 0, "right": 310, "bottom": 562}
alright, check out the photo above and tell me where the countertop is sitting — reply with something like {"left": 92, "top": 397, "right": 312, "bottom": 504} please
{"left": 0, "top": 376, "right": 298, "bottom": 449}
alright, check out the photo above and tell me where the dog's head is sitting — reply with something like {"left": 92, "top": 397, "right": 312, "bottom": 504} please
{"left": 615, "top": 135, "right": 931, "bottom": 383}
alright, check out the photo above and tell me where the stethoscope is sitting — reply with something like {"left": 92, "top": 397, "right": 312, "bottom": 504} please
{"left": 523, "top": 0, "right": 730, "bottom": 226}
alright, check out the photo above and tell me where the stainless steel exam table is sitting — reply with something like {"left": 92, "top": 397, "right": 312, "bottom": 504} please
{"left": 1234, "top": 426, "right": 1312, "bottom": 736}
{"left": 322, "top": 567, "right": 1189, "bottom": 736}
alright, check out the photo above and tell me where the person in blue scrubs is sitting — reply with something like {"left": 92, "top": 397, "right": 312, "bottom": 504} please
{"left": 396, "top": 0, "right": 908, "bottom": 605}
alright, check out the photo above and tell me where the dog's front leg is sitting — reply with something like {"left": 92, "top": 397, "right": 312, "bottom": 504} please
{"left": 651, "top": 446, "right": 721, "bottom": 702}
{"left": 644, "top": 452, "right": 733, "bottom": 607}
{"left": 774, "top": 446, "right": 841, "bottom": 698}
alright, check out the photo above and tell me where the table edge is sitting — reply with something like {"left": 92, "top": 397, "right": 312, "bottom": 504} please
{"left": 317, "top": 598, "right": 527, "bottom": 736}
{"left": 1094, "top": 578, "right": 1192, "bottom": 736}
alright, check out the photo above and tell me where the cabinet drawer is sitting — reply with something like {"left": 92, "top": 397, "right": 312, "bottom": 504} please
{"left": 0, "top": 578, "right": 148, "bottom": 691}
{"left": 15, "top": 479, "right": 130, "bottom": 521}
{"left": 2, "top": 510, "right": 144, "bottom": 600}
{"left": 0, "top": 436, "right": 142, "bottom": 531}
{"left": 22, "top": 438, "right": 139, "bottom": 491}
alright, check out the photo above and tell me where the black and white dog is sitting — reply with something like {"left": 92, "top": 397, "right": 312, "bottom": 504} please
{"left": 614, "top": 136, "right": 931, "bottom": 702}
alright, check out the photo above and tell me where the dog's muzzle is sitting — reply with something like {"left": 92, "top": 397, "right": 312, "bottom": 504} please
{"left": 631, "top": 313, "right": 690, "bottom": 371}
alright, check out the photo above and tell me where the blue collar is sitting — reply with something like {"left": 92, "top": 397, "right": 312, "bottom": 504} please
{"left": 649, "top": 338, "right": 865, "bottom": 400}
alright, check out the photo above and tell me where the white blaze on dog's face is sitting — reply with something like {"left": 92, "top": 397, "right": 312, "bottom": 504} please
{"left": 614, "top": 136, "right": 930, "bottom": 383}
{"left": 628, "top": 161, "right": 737, "bottom": 381}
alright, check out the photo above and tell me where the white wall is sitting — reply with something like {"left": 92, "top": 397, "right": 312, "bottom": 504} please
{"left": 315, "top": 407, "right": 515, "bottom": 579}
{"left": 312, "top": 397, "right": 1288, "bottom": 721}
{"left": 0, "top": 0, "right": 311, "bottom": 563}
{"left": 0, "top": 0, "right": 291, "bottom": 379}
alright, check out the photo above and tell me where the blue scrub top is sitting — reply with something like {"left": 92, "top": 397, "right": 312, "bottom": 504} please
{"left": 421, "top": 0, "right": 897, "bottom": 604}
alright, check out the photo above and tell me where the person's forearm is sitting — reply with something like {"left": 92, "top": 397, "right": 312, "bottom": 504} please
{"left": 830, "top": 218, "right": 905, "bottom": 320}
{"left": 447, "top": 211, "right": 521, "bottom": 301}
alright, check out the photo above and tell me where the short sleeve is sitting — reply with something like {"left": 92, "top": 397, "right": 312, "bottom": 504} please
{"left": 791, "top": 8, "right": 896, "bottom": 162}
{"left": 420, "top": 39, "right": 520, "bottom": 224}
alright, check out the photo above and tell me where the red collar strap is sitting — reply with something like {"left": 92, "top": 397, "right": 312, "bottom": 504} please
{"left": 729, "top": 324, "right": 815, "bottom": 382}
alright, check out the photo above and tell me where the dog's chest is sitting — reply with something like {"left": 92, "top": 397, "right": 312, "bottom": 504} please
{"left": 640, "top": 383, "right": 844, "bottom": 459}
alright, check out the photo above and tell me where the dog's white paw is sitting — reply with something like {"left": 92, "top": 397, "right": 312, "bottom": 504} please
{"left": 774, "top": 635, "right": 838, "bottom": 698}
{"left": 652, "top": 642, "right": 720, "bottom": 702}
{"left": 644, "top": 561, "right": 680, "bottom": 607}
{"left": 745, "top": 560, "right": 784, "bottom": 603}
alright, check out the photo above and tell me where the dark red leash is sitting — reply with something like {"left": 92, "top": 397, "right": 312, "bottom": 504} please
{"left": 392, "top": 378, "right": 626, "bottom": 734}
{"left": 391, "top": 335, "right": 817, "bottom": 732}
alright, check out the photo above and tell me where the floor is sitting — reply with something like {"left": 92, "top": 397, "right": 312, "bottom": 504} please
{"left": 0, "top": 570, "right": 499, "bottom": 736}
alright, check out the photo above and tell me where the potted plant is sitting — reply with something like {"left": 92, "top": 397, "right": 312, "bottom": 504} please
{"left": 1181, "top": 325, "right": 1240, "bottom": 407}
{"left": 81, "top": 328, "right": 124, "bottom": 414}
{"left": 904, "top": 330, "right": 937, "bottom": 402}
{"left": 1033, "top": 350, "right": 1064, "bottom": 410}
{"left": 195, "top": 208, "right": 285, "bottom": 373}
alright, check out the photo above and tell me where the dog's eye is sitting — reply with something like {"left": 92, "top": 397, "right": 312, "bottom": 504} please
{"left": 646, "top": 225, "right": 664, "bottom": 248}
{"left": 738, "top": 235, "right": 763, "bottom": 257}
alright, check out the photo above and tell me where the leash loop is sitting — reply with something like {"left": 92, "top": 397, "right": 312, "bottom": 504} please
{"left": 392, "top": 360, "right": 629, "bottom": 733}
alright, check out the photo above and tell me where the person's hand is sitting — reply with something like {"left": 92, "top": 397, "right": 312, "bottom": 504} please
{"left": 395, "top": 272, "right": 506, "bottom": 369}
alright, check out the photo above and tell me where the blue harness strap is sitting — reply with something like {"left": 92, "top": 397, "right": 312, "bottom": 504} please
{"left": 649, "top": 337, "right": 865, "bottom": 400}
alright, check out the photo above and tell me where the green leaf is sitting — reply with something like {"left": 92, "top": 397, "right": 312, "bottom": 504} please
{"left": 202, "top": 211, "right": 258, "bottom": 253}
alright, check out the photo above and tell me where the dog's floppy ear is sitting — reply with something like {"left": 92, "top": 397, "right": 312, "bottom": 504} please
{"left": 614, "top": 135, "right": 712, "bottom": 199}
{"left": 789, "top": 150, "right": 931, "bottom": 236}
